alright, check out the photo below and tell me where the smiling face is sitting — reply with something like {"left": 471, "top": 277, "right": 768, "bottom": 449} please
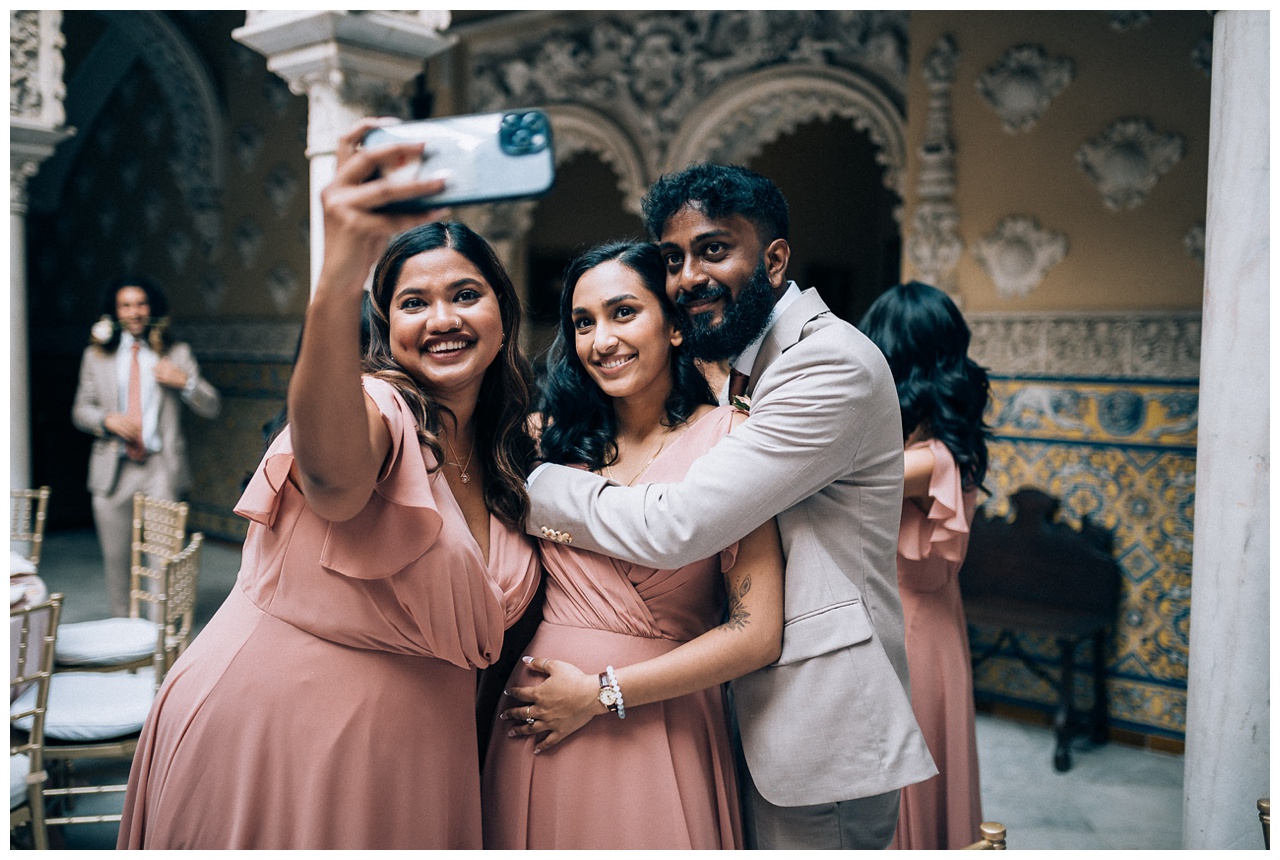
{"left": 571, "top": 259, "right": 683, "bottom": 402}
{"left": 114, "top": 286, "right": 151, "bottom": 338}
{"left": 388, "top": 247, "right": 505, "bottom": 404}
{"left": 657, "top": 204, "right": 789, "bottom": 361}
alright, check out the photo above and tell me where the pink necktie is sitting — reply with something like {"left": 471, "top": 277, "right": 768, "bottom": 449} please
{"left": 125, "top": 342, "right": 147, "bottom": 462}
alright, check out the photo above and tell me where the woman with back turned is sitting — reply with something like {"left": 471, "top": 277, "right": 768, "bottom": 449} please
{"left": 859, "top": 281, "right": 991, "bottom": 851}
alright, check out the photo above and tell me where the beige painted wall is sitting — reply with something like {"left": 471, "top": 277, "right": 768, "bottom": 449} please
{"left": 905, "top": 11, "right": 1212, "bottom": 313}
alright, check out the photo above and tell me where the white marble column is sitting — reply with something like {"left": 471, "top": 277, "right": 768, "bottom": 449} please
{"left": 232, "top": 11, "right": 455, "bottom": 291}
{"left": 10, "top": 10, "right": 73, "bottom": 491}
{"left": 1183, "top": 10, "right": 1269, "bottom": 851}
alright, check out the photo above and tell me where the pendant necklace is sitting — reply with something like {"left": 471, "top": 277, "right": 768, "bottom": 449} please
{"left": 445, "top": 437, "right": 474, "bottom": 484}
{"left": 604, "top": 427, "right": 673, "bottom": 487}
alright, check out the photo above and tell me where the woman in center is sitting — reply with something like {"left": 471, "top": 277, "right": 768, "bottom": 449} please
{"left": 482, "top": 241, "right": 785, "bottom": 849}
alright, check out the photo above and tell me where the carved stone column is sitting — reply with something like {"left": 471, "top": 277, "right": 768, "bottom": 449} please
{"left": 232, "top": 11, "right": 455, "bottom": 289}
{"left": 1183, "top": 10, "right": 1269, "bottom": 851}
{"left": 10, "top": 10, "right": 73, "bottom": 490}
{"left": 906, "top": 35, "right": 963, "bottom": 297}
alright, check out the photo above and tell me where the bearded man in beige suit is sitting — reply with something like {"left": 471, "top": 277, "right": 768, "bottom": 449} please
{"left": 522, "top": 165, "right": 935, "bottom": 848}
{"left": 72, "top": 277, "right": 220, "bottom": 617}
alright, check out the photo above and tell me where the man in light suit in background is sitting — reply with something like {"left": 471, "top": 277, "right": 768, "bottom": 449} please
{"left": 525, "top": 164, "right": 936, "bottom": 848}
{"left": 72, "top": 276, "right": 220, "bottom": 617}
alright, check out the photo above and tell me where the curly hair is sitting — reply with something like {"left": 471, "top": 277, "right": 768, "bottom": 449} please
{"left": 364, "top": 221, "right": 536, "bottom": 529}
{"left": 858, "top": 281, "right": 991, "bottom": 492}
{"left": 641, "top": 162, "right": 789, "bottom": 245}
{"left": 538, "top": 241, "right": 715, "bottom": 471}
{"left": 92, "top": 275, "right": 175, "bottom": 355}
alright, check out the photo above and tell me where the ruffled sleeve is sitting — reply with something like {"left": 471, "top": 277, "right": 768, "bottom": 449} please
{"left": 898, "top": 438, "right": 971, "bottom": 564}
{"left": 234, "top": 376, "right": 444, "bottom": 579}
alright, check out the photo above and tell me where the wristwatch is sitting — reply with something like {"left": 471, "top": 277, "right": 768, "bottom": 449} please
{"left": 597, "top": 672, "right": 620, "bottom": 712}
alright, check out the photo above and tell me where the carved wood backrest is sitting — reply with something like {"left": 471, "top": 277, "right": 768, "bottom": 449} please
{"left": 959, "top": 488, "right": 1121, "bottom": 618}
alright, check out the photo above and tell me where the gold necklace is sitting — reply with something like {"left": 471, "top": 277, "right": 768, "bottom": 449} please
{"left": 444, "top": 437, "right": 474, "bottom": 484}
{"left": 604, "top": 427, "right": 673, "bottom": 487}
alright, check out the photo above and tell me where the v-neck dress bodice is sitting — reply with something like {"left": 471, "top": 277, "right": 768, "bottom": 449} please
{"left": 482, "top": 406, "right": 743, "bottom": 849}
{"left": 118, "top": 376, "right": 539, "bottom": 849}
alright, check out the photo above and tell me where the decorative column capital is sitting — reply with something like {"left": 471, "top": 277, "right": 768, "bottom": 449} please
{"left": 11, "top": 120, "right": 73, "bottom": 212}
{"left": 233, "top": 11, "right": 456, "bottom": 151}
{"left": 10, "top": 9, "right": 73, "bottom": 214}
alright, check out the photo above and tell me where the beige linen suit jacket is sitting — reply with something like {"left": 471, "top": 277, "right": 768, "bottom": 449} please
{"left": 71, "top": 342, "right": 221, "bottom": 497}
{"left": 528, "top": 288, "right": 936, "bottom": 808}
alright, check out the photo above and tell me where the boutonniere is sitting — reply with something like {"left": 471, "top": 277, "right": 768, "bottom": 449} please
{"left": 90, "top": 316, "right": 116, "bottom": 345}
{"left": 730, "top": 394, "right": 751, "bottom": 414}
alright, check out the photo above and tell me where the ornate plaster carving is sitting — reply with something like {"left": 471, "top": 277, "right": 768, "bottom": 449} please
{"left": 10, "top": 10, "right": 67, "bottom": 127}
{"left": 543, "top": 104, "right": 652, "bottom": 215}
{"left": 968, "top": 311, "right": 1202, "bottom": 379}
{"left": 906, "top": 36, "right": 962, "bottom": 291}
{"left": 667, "top": 65, "right": 904, "bottom": 196}
{"left": 1076, "top": 119, "right": 1185, "bottom": 211}
{"left": 973, "top": 216, "right": 1068, "bottom": 299}
{"left": 469, "top": 11, "right": 906, "bottom": 186}
{"left": 1108, "top": 12, "right": 1152, "bottom": 32}
{"left": 11, "top": 11, "right": 72, "bottom": 210}
{"left": 1183, "top": 223, "right": 1205, "bottom": 265}
{"left": 115, "top": 12, "right": 226, "bottom": 257}
{"left": 976, "top": 44, "right": 1074, "bottom": 134}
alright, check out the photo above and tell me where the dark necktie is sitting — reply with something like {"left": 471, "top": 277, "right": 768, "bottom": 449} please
{"left": 728, "top": 368, "right": 750, "bottom": 400}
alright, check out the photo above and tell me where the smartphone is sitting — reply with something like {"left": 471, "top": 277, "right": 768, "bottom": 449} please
{"left": 361, "top": 109, "right": 556, "bottom": 211}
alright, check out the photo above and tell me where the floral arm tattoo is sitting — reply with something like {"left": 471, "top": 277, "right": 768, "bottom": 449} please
{"left": 722, "top": 572, "right": 752, "bottom": 631}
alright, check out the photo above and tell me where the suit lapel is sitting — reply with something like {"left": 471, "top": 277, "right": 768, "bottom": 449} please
{"left": 747, "top": 288, "right": 832, "bottom": 390}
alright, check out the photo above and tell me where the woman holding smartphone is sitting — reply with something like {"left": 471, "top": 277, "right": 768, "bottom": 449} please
{"left": 481, "top": 241, "right": 785, "bottom": 850}
{"left": 118, "top": 120, "right": 540, "bottom": 849}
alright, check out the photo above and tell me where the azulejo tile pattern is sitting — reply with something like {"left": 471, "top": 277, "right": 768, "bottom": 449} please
{"left": 972, "top": 376, "right": 1196, "bottom": 739}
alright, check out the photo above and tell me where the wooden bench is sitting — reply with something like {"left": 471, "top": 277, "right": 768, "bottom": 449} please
{"left": 958, "top": 487, "right": 1122, "bottom": 771}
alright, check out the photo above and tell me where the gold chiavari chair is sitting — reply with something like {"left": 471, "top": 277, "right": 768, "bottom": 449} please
{"left": 55, "top": 494, "right": 191, "bottom": 675}
{"left": 963, "top": 822, "right": 1008, "bottom": 850}
{"left": 14, "top": 535, "right": 201, "bottom": 835}
{"left": 10, "top": 593, "right": 63, "bottom": 850}
{"left": 10, "top": 487, "right": 52, "bottom": 573}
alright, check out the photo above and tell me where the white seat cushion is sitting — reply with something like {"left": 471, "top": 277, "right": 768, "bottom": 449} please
{"left": 11, "top": 672, "right": 155, "bottom": 742}
{"left": 10, "top": 752, "right": 30, "bottom": 809}
{"left": 10, "top": 549, "right": 37, "bottom": 575}
{"left": 55, "top": 617, "right": 156, "bottom": 666}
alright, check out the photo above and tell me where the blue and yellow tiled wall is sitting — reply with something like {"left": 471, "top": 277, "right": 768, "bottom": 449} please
{"left": 972, "top": 375, "right": 1196, "bottom": 740}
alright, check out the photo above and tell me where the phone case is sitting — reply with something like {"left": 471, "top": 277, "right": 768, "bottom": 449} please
{"left": 362, "top": 109, "right": 556, "bottom": 211}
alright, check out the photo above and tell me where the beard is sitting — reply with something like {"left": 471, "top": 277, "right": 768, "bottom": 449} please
{"left": 676, "top": 258, "right": 777, "bottom": 362}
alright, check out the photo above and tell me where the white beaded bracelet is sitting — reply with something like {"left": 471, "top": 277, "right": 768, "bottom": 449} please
{"left": 605, "top": 665, "right": 626, "bottom": 720}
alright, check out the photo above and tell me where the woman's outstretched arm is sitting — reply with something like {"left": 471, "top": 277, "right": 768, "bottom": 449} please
{"left": 288, "top": 119, "right": 447, "bottom": 522}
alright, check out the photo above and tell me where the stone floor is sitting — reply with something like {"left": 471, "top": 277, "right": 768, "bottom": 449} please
{"left": 25, "top": 528, "right": 1191, "bottom": 850}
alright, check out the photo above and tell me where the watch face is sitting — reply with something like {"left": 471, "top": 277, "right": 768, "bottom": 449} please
{"left": 598, "top": 687, "right": 618, "bottom": 707}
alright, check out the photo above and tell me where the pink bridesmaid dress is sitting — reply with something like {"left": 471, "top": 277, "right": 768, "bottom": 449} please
{"left": 118, "top": 377, "right": 539, "bottom": 849}
{"left": 482, "top": 406, "right": 743, "bottom": 850}
{"left": 890, "top": 437, "right": 983, "bottom": 850}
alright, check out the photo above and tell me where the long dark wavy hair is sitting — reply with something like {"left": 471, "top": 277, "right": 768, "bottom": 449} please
{"left": 858, "top": 281, "right": 991, "bottom": 492}
{"left": 539, "top": 241, "right": 715, "bottom": 471}
{"left": 91, "top": 275, "right": 175, "bottom": 355}
{"left": 365, "top": 221, "right": 536, "bottom": 529}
